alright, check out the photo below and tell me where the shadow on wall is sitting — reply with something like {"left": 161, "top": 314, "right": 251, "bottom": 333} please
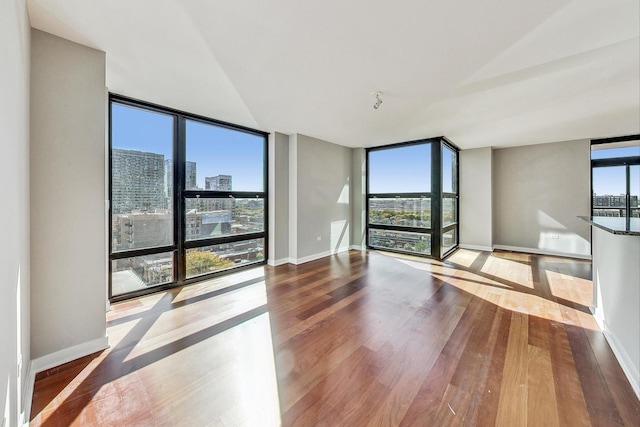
{"left": 537, "top": 210, "right": 590, "bottom": 254}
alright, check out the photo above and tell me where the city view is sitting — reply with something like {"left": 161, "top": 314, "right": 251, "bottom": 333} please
{"left": 592, "top": 161, "right": 640, "bottom": 218}
{"left": 367, "top": 197, "right": 456, "bottom": 254}
{"left": 592, "top": 194, "right": 640, "bottom": 217}
{"left": 111, "top": 148, "right": 265, "bottom": 296}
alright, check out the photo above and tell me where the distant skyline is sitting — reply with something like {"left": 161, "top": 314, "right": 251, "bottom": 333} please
{"left": 112, "top": 103, "right": 264, "bottom": 191}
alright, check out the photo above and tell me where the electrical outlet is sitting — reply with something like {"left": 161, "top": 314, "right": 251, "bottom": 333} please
{"left": 551, "top": 235, "right": 559, "bottom": 239}
{"left": 317, "top": 236, "right": 321, "bottom": 241}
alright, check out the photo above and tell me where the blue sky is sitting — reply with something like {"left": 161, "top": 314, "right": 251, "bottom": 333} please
{"left": 592, "top": 146, "right": 640, "bottom": 196}
{"left": 112, "top": 102, "right": 638, "bottom": 197}
{"left": 369, "top": 144, "right": 432, "bottom": 193}
{"left": 112, "top": 103, "right": 264, "bottom": 191}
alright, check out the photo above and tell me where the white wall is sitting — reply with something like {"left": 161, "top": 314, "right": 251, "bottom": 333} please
{"left": 0, "top": 1, "right": 31, "bottom": 424}
{"left": 30, "top": 30, "right": 108, "bottom": 365}
{"left": 268, "top": 132, "right": 290, "bottom": 265}
{"left": 493, "top": 139, "right": 591, "bottom": 258}
{"left": 592, "top": 228, "right": 640, "bottom": 397}
{"left": 289, "top": 134, "right": 352, "bottom": 263}
{"left": 459, "top": 147, "right": 493, "bottom": 250}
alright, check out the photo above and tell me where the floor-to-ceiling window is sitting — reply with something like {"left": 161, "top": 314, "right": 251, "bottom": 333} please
{"left": 591, "top": 135, "right": 640, "bottom": 219}
{"left": 366, "top": 137, "right": 459, "bottom": 259}
{"left": 109, "top": 95, "right": 267, "bottom": 301}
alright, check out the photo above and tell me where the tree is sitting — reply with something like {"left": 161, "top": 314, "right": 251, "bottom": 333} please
{"left": 186, "top": 251, "right": 235, "bottom": 276}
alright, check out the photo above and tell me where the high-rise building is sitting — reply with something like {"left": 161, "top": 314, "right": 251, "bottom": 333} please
{"left": 164, "top": 159, "right": 173, "bottom": 199}
{"left": 186, "top": 161, "right": 197, "bottom": 190}
{"left": 112, "top": 149, "right": 166, "bottom": 214}
{"left": 165, "top": 160, "right": 198, "bottom": 201}
{"left": 205, "top": 174, "right": 232, "bottom": 191}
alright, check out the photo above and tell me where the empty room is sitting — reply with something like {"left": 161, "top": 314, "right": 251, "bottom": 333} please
{"left": 2, "top": 0, "right": 639, "bottom": 426}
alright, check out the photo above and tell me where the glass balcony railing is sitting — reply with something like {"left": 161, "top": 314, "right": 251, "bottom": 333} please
{"left": 592, "top": 206, "right": 640, "bottom": 218}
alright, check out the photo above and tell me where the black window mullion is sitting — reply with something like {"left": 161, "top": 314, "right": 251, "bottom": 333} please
{"left": 184, "top": 191, "right": 266, "bottom": 199}
{"left": 176, "top": 116, "right": 186, "bottom": 283}
{"left": 431, "top": 141, "right": 442, "bottom": 259}
{"left": 184, "top": 232, "right": 267, "bottom": 249}
{"left": 626, "top": 164, "right": 631, "bottom": 220}
{"left": 111, "top": 245, "right": 176, "bottom": 260}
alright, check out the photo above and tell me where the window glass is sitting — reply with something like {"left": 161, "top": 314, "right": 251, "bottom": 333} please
{"left": 591, "top": 145, "right": 640, "bottom": 159}
{"left": 442, "top": 229, "right": 457, "bottom": 253}
{"left": 369, "top": 144, "right": 431, "bottom": 193}
{"left": 185, "top": 198, "right": 264, "bottom": 240}
{"left": 442, "top": 146, "right": 456, "bottom": 193}
{"left": 592, "top": 166, "right": 627, "bottom": 217}
{"left": 368, "top": 198, "right": 431, "bottom": 228}
{"left": 111, "top": 252, "right": 173, "bottom": 296}
{"left": 186, "top": 238, "right": 265, "bottom": 278}
{"left": 442, "top": 198, "right": 457, "bottom": 227}
{"left": 368, "top": 230, "right": 431, "bottom": 255}
{"left": 186, "top": 120, "right": 264, "bottom": 191}
{"left": 111, "top": 103, "right": 174, "bottom": 251}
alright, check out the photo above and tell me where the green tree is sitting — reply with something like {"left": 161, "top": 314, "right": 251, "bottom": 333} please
{"left": 186, "top": 251, "right": 235, "bottom": 276}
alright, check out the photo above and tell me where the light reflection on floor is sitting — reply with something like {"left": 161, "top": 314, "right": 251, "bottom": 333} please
{"left": 384, "top": 249, "right": 597, "bottom": 331}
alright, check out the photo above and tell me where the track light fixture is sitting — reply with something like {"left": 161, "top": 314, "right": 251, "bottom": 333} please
{"left": 373, "top": 91, "right": 383, "bottom": 109}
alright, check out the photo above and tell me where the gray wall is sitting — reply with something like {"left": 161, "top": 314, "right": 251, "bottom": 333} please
{"left": 493, "top": 139, "right": 591, "bottom": 257}
{"left": 459, "top": 147, "right": 493, "bottom": 250}
{"left": 30, "top": 30, "right": 107, "bottom": 360}
{"left": 268, "top": 132, "right": 290, "bottom": 264}
{"left": 289, "top": 134, "right": 352, "bottom": 262}
{"left": 0, "top": 0, "right": 31, "bottom": 424}
{"left": 350, "top": 148, "right": 366, "bottom": 249}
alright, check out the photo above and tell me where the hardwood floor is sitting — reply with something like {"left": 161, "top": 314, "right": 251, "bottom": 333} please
{"left": 30, "top": 249, "right": 639, "bottom": 426}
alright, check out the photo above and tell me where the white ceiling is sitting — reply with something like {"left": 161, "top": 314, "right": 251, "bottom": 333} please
{"left": 27, "top": 0, "right": 640, "bottom": 149}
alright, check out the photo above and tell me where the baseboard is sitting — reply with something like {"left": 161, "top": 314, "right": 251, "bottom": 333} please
{"left": 23, "top": 336, "right": 109, "bottom": 425}
{"left": 30, "top": 336, "right": 109, "bottom": 375}
{"left": 349, "top": 245, "right": 364, "bottom": 251}
{"left": 458, "top": 244, "right": 494, "bottom": 252}
{"left": 601, "top": 321, "right": 640, "bottom": 400}
{"left": 492, "top": 245, "right": 592, "bottom": 260}
{"left": 292, "top": 247, "right": 350, "bottom": 265}
{"left": 267, "top": 258, "right": 291, "bottom": 266}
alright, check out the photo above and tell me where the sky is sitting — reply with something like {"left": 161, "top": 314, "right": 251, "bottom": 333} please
{"left": 112, "top": 102, "right": 638, "bottom": 198}
{"left": 369, "top": 144, "right": 431, "bottom": 193}
{"left": 592, "top": 146, "right": 640, "bottom": 196}
{"left": 368, "top": 143, "right": 455, "bottom": 193}
{"left": 112, "top": 103, "right": 265, "bottom": 191}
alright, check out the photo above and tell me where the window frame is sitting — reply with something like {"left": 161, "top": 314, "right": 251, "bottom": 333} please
{"left": 365, "top": 136, "right": 459, "bottom": 259}
{"left": 109, "top": 94, "right": 268, "bottom": 302}
{"left": 591, "top": 134, "right": 640, "bottom": 220}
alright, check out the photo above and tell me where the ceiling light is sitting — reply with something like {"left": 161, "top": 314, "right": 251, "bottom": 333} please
{"left": 373, "top": 91, "right": 383, "bottom": 110}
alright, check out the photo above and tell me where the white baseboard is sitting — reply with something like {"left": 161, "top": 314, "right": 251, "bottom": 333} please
{"left": 267, "top": 258, "right": 291, "bottom": 266}
{"left": 458, "top": 244, "right": 494, "bottom": 252}
{"left": 291, "top": 247, "right": 350, "bottom": 265}
{"left": 601, "top": 321, "right": 640, "bottom": 400}
{"left": 23, "top": 336, "right": 109, "bottom": 425}
{"left": 492, "top": 245, "right": 591, "bottom": 260}
{"left": 30, "top": 336, "right": 109, "bottom": 375}
{"left": 349, "top": 245, "right": 364, "bottom": 251}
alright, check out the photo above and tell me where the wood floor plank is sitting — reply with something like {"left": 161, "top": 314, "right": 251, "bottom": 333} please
{"left": 527, "top": 344, "right": 560, "bottom": 427}
{"left": 495, "top": 311, "right": 529, "bottom": 426}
